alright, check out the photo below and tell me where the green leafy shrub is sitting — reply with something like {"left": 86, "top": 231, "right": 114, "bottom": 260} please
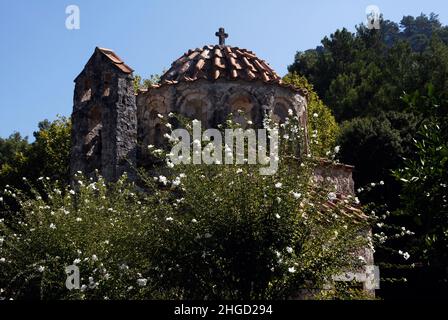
{"left": 0, "top": 115, "right": 369, "bottom": 300}
{"left": 283, "top": 72, "right": 339, "bottom": 157}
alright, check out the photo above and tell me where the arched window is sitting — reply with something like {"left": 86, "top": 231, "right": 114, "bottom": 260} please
{"left": 142, "top": 98, "right": 168, "bottom": 148}
{"left": 102, "top": 73, "right": 111, "bottom": 97}
{"left": 181, "top": 98, "right": 208, "bottom": 123}
{"left": 229, "top": 94, "right": 253, "bottom": 127}
{"left": 147, "top": 110, "right": 163, "bottom": 147}
{"left": 81, "top": 79, "right": 92, "bottom": 102}
{"left": 272, "top": 102, "right": 289, "bottom": 123}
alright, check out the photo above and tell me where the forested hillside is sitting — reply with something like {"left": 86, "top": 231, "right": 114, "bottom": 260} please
{"left": 289, "top": 13, "right": 448, "bottom": 298}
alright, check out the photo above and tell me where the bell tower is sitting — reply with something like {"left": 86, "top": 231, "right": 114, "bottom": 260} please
{"left": 71, "top": 47, "right": 137, "bottom": 181}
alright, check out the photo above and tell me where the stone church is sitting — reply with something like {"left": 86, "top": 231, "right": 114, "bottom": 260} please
{"left": 70, "top": 29, "right": 375, "bottom": 293}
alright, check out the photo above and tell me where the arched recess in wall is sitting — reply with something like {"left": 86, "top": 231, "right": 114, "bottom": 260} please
{"left": 228, "top": 91, "right": 255, "bottom": 128}
{"left": 179, "top": 91, "right": 210, "bottom": 126}
{"left": 102, "top": 73, "right": 112, "bottom": 98}
{"left": 85, "top": 105, "right": 102, "bottom": 169}
{"left": 272, "top": 98, "right": 292, "bottom": 123}
{"left": 143, "top": 98, "right": 167, "bottom": 147}
{"left": 80, "top": 79, "right": 92, "bottom": 103}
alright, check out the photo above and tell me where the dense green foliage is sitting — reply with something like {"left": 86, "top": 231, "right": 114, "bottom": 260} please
{"left": 133, "top": 74, "right": 161, "bottom": 93}
{"left": 290, "top": 13, "right": 448, "bottom": 297}
{"left": 283, "top": 72, "right": 339, "bottom": 157}
{"left": 0, "top": 117, "right": 369, "bottom": 300}
{"left": 289, "top": 13, "right": 448, "bottom": 122}
{"left": 0, "top": 117, "right": 71, "bottom": 190}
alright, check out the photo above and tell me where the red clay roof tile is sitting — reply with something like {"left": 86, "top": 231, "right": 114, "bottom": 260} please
{"left": 160, "top": 45, "right": 282, "bottom": 86}
{"left": 96, "top": 47, "right": 133, "bottom": 74}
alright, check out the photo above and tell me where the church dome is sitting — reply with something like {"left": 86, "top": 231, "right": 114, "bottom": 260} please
{"left": 160, "top": 44, "right": 282, "bottom": 85}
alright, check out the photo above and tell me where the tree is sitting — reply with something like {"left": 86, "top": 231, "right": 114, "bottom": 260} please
{"left": 133, "top": 74, "right": 161, "bottom": 93}
{"left": 0, "top": 133, "right": 29, "bottom": 168}
{"left": 0, "top": 117, "right": 71, "bottom": 190}
{"left": 282, "top": 72, "right": 339, "bottom": 157}
{"left": 288, "top": 13, "right": 448, "bottom": 122}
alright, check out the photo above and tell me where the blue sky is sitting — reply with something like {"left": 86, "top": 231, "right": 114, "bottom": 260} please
{"left": 0, "top": 0, "right": 447, "bottom": 139}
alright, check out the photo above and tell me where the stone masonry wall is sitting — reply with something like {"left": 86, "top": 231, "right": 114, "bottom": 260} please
{"left": 136, "top": 79, "right": 308, "bottom": 163}
{"left": 71, "top": 50, "right": 137, "bottom": 182}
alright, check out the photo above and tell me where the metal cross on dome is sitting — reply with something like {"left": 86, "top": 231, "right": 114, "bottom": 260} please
{"left": 215, "top": 27, "right": 228, "bottom": 45}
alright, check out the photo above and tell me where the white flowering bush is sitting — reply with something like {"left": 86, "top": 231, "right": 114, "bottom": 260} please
{"left": 0, "top": 114, "right": 370, "bottom": 300}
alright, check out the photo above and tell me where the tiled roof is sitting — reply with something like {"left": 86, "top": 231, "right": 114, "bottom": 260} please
{"left": 160, "top": 45, "right": 287, "bottom": 86}
{"left": 96, "top": 47, "right": 134, "bottom": 74}
{"left": 323, "top": 193, "right": 368, "bottom": 221}
{"left": 315, "top": 157, "right": 355, "bottom": 170}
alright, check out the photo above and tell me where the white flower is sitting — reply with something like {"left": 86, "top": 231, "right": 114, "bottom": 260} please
{"left": 137, "top": 278, "right": 147, "bottom": 287}
{"left": 148, "top": 144, "right": 154, "bottom": 149}
{"left": 166, "top": 217, "right": 174, "bottom": 221}
{"left": 0, "top": 258, "right": 5, "bottom": 263}
{"left": 158, "top": 176, "right": 168, "bottom": 185}
{"left": 168, "top": 112, "right": 175, "bottom": 118}
{"left": 288, "top": 109, "right": 294, "bottom": 116}
{"left": 236, "top": 168, "right": 243, "bottom": 174}
{"left": 292, "top": 192, "right": 301, "bottom": 199}
{"left": 275, "top": 182, "right": 282, "bottom": 189}
{"left": 73, "top": 258, "right": 81, "bottom": 264}
{"left": 0, "top": 197, "right": 3, "bottom": 202}
{"left": 191, "top": 218, "right": 198, "bottom": 223}
{"left": 165, "top": 123, "right": 172, "bottom": 129}
{"left": 313, "top": 113, "right": 318, "bottom": 118}
{"left": 76, "top": 217, "right": 82, "bottom": 222}
{"left": 37, "top": 266, "right": 45, "bottom": 272}
{"left": 286, "top": 247, "right": 293, "bottom": 253}
{"left": 288, "top": 267, "right": 296, "bottom": 273}
{"left": 334, "top": 145, "right": 340, "bottom": 154}
{"left": 380, "top": 180, "right": 385, "bottom": 185}
{"left": 370, "top": 182, "right": 376, "bottom": 187}
{"left": 49, "top": 223, "right": 56, "bottom": 230}
{"left": 275, "top": 213, "right": 281, "bottom": 219}
{"left": 166, "top": 161, "right": 175, "bottom": 168}
{"left": 358, "top": 256, "right": 366, "bottom": 263}
{"left": 247, "top": 120, "right": 253, "bottom": 125}
{"left": 327, "top": 192, "right": 337, "bottom": 201}
{"left": 157, "top": 113, "right": 164, "bottom": 119}
{"left": 69, "top": 190, "right": 75, "bottom": 195}
{"left": 92, "top": 255, "right": 98, "bottom": 262}
{"left": 276, "top": 197, "right": 282, "bottom": 203}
